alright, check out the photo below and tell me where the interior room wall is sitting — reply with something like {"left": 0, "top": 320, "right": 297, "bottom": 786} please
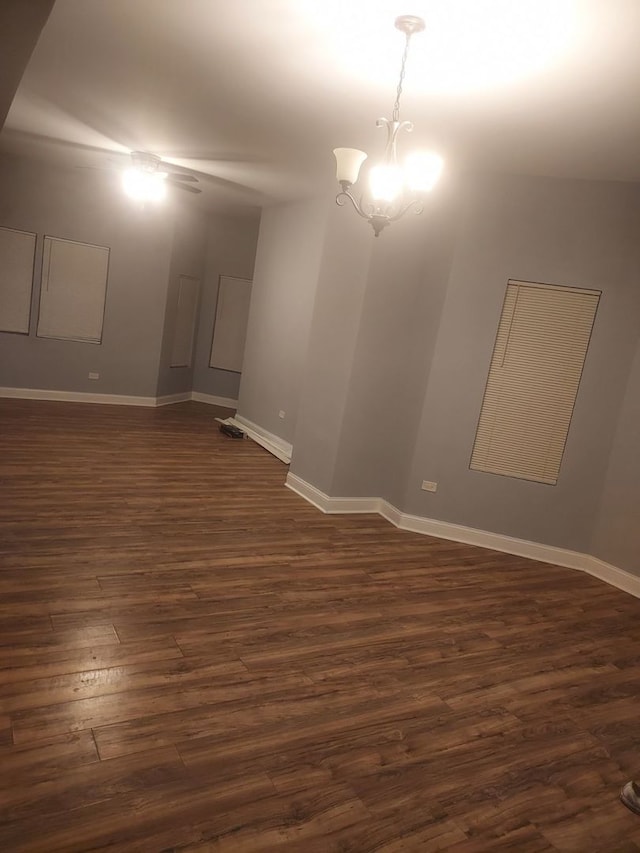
{"left": 590, "top": 337, "right": 640, "bottom": 574}
{"left": 191, "top": 212, "right": 260, "bottom": 403}
{"left": 156, "top": 203, "right": 208, "bottom": 398}
{"left": 237, "top": 197, "right": 329, "bottom": 443}
{"left": 286, "top": 203, "right": 374, "bottom": 493}
{"left": 404, "top": 173, "right": 640, "bottom": 554}
{"left": 329, "top": 190, "right": 458, "bottom": 507}
{"left": 0, "top": 152, "right": 174, "bottom": 398}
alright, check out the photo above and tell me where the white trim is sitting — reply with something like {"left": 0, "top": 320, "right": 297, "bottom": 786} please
{"left": 191, "top": 391, "right": 238, "bottom": 409}
{"left": 235, "top": 415, "right": 292, "bottom": 464}
{"left": 285, "top": 473, "right": 378, "bottom": 513}
{"left": 0, "top": 386, "right": 156, "bottom": 407}
{"left": 284, "top": 472, "right": 640, "bottom": 600}
{"left": 156, "top": 392, "right": 191, "bottom": 407}
{"left": 579, "top": 557, "right": 640, "bottom": 599}
{"left": 0, "top": 387, "right": 237, "bottom": 409}
{"left": 395, "top": 511, "right": 589, "bottom": 569}
{"left": 379, "top": 500, "right": 403, "bottom": 527}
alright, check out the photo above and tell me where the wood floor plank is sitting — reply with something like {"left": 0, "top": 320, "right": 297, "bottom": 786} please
{"left": 92, "top": 701, "right": 270, "bottom": 760}
{"left": 1, "top": 398, "right": 640, "bottom": 851}
{"left": 0, "top": 745, "right": 184, "bottom": 823}
{"left": 1, "top": 656, "right": 250, "bottom": 714}
{"left": 0, "top": 637, "right": 184, "bottom": 685}
{"left": 10, "top": 659, "right": 272, "bottom": 742}
{"left": 0, "top": 714, "right": 12, "bottom": 747}
{"left": 0, "top": 770, "right": 278, "bottom": 853}
{"left": 0, "top": 730, "right": 99, "bottom": 780}
{"left": 0, "top": 624, "right": 118, "bottom": 655}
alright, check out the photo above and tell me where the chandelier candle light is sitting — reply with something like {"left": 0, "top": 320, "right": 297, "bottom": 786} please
{"left": 333, "top": 15, "right": 443, "bottom": 237}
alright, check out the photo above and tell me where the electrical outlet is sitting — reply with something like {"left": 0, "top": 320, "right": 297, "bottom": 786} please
{"left": 88, "top": 372, "right": 100, "bottom": 380}
{"left": 278, "top": 410, "right": 285, "bottom": 419}
{"left": 421, "top": 480, "right": 437, "bottom": 492}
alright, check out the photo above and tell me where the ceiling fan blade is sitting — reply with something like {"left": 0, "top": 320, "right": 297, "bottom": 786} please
{"left": 169, "top": 181, "right": 202, "bottom": 194}
{"left": 162, "top": 169, "right": 198, "bottom": 182}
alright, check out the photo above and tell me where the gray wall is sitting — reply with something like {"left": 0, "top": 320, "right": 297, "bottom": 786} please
{"left": 0, "top": 152, "right": 259, "bottom": 402}
{"left": 0, "top": 153, "right": 174, "bottom": 397}
{"left": 405, "top": 174, "right": 640, "bottom": 553}
{"left": 191, "top": 212, "right": 260, "bottom": 402}
{"left": 156, "top": 204, "right": 208, "bottom": 398}
{"left": 237, "top": 197, "right": 328, "bottom": 442}
{"left": 239, "top": 189, "right": 456, "bottom": 496}
{"left": 591, "top": 337, "right": 640, "bottom": 573}
{"left": 330, "top": 190, "right": 458, "bottom": 506}
{"left": 240, "top": 171, "right": 640, "bottom": 576}
{"left": 288, "top": 201, "right": 373, "bottom": 493}
{"left": 239, "top": 188, "right": 457, "bottom": 501}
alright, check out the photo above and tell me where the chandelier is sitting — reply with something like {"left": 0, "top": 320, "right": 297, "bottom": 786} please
{"left": 333, "top": 15, "right": 443, "bottom": 237}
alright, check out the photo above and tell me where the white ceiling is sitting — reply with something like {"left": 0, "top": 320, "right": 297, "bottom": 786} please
{"left": 2, "top": 0, "right": 640, "bottom": 213}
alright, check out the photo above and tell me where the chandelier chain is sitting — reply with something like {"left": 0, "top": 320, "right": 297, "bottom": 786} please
{"left": 392, "top": 31, "right": 411, "bottom": 123}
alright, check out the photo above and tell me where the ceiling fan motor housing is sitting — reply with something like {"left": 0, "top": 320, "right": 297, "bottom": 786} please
{"left": 131, "top": 151, "right": 162, "bottom": 173}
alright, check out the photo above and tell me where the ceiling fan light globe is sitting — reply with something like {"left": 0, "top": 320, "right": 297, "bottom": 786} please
{"left": 122, "top": 168, "right": 167, "bottom": 202}
{"left": 146, "top": 173, "right": 168, "bottom": 201}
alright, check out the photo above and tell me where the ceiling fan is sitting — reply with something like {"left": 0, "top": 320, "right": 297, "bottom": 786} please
{"left": 123, "top": 151, "right": 202, "bottom": 199}
{"left": 1, "top": 130, "right": 264, "bottom": 204}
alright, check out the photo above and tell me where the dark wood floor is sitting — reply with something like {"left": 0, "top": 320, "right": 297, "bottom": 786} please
{"left": 1, "top": 398, "right": 640, "bottom": 851}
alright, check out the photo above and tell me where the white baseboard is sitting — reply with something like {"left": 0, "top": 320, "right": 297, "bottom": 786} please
{"left": 379, "top": 500, "right": 403, "bottom": 527}
{"left": 156, "top": 392, "right": 191, "bottom": 406}
{"left": 191, "top": 391, "right": 238, "bottom": 409}
{"left": 0, "top": 387, "right": 238, "bottom": 409}
{"left": 579, "top": 556, "right": 640, "bottom": 599}
{"left": 285, "top": 474, "right": 377, "bottom": 513}
{"left": 0, "top": 386, "right": 157, "bottom": 407}
{"left": 234, "top": 415, "right": 292, "bottom": 464}
{"left": 285, "top": 473, "right": 640, "bottom": 600}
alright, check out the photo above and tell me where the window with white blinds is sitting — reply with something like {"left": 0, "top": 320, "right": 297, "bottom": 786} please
{"left": 209, "top": 276, "right": 253, "bottom": 373}
{"left": 170, "top": 275, "right": 200, "bottom": 368}
{"left": 470, "top": 280, "right": 600, "bottom": 485}
{"left": 37, "top": 236, "right": 109, "bottom": 343}
{"left": 0, "top": 226, "right": 36, "bottom": 334}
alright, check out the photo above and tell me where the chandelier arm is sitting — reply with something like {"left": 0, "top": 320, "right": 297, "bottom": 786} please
{"left": 387, "top": 198, "right": 424, "bottom": 223}
{"left": 336, "top": 190, "right": 373, "bottom": 220}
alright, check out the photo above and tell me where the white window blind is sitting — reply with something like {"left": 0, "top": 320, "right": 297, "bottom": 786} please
{"left": 470, "top": 280, "right": 600, "bottom": 485}
{"left": 209, "top": 276, "right": 253, "bottom": 373}
{"left": 37, "top": 236, "right": 109, "bottom": 343}
{"left": 170, "top": 275, "right": 200, "bottom": 367}
{"left": 0, "top": 226, "right": 36, "bottom": 334}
